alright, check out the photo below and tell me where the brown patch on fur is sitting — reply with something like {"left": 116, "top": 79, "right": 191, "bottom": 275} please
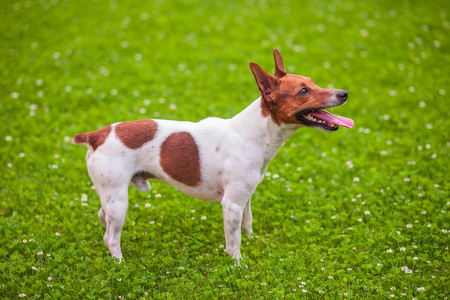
{"left": 251, "top": 49, "right": 335, "bottom": 126}
{"left": 260, "top": 98, "right": 270, "bottom": 118}
{"left": 115, "top": 119, "right": 158, "bottom": 149}
{"left": 160, "top": 132, "right": 201, "bottom": 187}
{"left": 268, "top": 75, "right": 332, "bottom": 125}
{"left": 73, "top": 125, "right": 112, "bottom": 151}
{"left": 253, "top": 72, "right": 333, "bottom": 126}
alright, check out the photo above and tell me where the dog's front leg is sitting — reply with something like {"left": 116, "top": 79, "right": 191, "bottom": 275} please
{"left": 221, "top": 193, "right": 249, "bottom": 265}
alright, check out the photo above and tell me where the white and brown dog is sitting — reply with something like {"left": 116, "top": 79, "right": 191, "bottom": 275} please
{"left": 74, "top": 48, "right": 354, "bottom": 263}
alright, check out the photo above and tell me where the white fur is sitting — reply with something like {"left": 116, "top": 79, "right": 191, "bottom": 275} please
{"left": 83, "top": 97, "right": 302, "bottom": 263}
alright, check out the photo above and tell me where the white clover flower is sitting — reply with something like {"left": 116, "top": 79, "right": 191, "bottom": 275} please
{"left": 364, "top": 210, "right": 370, "bottom": 215}
{"left": 48, "top": 277, "right": 52, "bottom": 281}
{"left": 37, "top": 251, "right": 43, "bottom": 256}
{"left": 406, "top": 224, "right": 412, "bottom": 228}
{"left": 400, "top": 247, "right": 406, "bottom": 252}
{"left": 145, "top": 203, "right": 151, "bottom": 208}
{"left": 261, "top": 282, "right": 266, "bottom": 286}
{"left": 302, "top": 289, "right": 307, "bottom": 293}
{"left": 386, "top": 249, "right": 393, "bottom": 253}
{"left": 201, "top": 216, "right": 207, "bottom": 220}
{"left": 413, "top": 257, "right": 418, "bottom": 261}
{"left": 19, "top": 293, "right": 26, "bottom": 298}
{"left": 417, "top": 287, "right": 425, "bottom": 292}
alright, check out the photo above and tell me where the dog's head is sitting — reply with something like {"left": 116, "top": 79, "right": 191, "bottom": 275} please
{"left": 250, "top": 48, "right": 354, "bottom": 132}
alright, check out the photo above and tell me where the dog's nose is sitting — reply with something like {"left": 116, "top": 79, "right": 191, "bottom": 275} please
{"left": 337, "top": 90, "right": 348, "bottom": 101}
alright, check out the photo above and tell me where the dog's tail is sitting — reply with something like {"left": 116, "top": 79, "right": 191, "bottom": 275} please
{"left": 73, "top": 133, "right": 89, "bottom": 145}
{"left": 73, "top": 125, "right": 112, "bottom": 151}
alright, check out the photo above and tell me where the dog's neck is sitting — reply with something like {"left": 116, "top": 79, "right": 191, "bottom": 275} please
{"left": 230, "top": 97, "right": 301, "bottom": 162}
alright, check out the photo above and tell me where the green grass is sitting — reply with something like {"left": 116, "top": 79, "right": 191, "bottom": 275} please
{"left": 1, "top": 0, "right": 449, "bottom": 298}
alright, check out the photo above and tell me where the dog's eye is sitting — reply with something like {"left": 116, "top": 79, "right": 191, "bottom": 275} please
{"left": 299, "top": 88, "right": 308, "bottom": 95}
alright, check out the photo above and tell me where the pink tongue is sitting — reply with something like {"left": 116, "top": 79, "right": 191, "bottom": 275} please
{"left": 310, "top": 110, "right": 354, "bottom": 128}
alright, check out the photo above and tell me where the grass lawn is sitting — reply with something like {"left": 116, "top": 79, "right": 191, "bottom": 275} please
{"left": 1, "top": 0, "right": 449, "bottom": 298}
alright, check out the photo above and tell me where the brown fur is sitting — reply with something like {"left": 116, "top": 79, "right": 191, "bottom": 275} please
{"left": 159, "top": 132, "right": 201, "bottom": 187}
{"left": 268, "top": 75, "right": 333, "bottom": 125}
{"left": 73, "top": 125, "right": 112, "bottom": 151}
{"left": 251, "top": 51, "right": 333, "bottom": 126}
{"left": 115, "top": 120, "right": 158, "bottom": 149}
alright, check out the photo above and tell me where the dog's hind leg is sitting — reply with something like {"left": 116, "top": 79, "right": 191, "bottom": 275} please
{"left": 97, "top": 184, "right": 129, "bottom": 261}
{"left": 241, "top": 198, "right": 253, "bottom": 238}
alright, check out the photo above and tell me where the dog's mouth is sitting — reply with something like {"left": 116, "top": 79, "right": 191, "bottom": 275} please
{"left": 296, "top": 108, "right": 354, "bottom": 132}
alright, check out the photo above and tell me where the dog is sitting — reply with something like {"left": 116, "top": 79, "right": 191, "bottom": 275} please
{"left": 73, "top": 48, "right": 354, "bottom": 264}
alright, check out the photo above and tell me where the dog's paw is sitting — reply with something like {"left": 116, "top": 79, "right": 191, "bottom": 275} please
{"left": 232, "top": 252, "right": 243, "bottom": 267}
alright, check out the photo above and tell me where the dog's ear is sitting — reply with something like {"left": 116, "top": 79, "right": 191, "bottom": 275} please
{"left": 273, "top": 48, "right": 287, "bottom": 78}
{"left": 249, "top": 62, "right": 279, "bottom": 105}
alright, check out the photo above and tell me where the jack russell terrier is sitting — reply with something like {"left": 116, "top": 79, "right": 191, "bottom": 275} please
{"left": 74, "top": 48, "right": 354, "bottom": 263}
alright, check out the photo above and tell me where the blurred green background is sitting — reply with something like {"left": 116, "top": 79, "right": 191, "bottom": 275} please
{"left": 1, "top": 0, "right": 449, "bottom": 298}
